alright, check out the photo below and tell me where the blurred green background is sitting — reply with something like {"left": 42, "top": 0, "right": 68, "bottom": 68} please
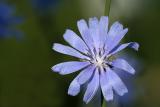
{"left": 0, "top": 0, "right": 160, "bottom": 107}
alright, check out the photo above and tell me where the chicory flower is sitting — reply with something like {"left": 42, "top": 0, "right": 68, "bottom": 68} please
{"left": 52, "top": 16, "right": 139, "bottom": 104}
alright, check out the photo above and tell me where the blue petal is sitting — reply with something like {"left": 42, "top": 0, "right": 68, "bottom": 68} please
{"left": 89, "top": 17, "right": 99, "bottom": 29}
{"left": 100, "top": 68, "right": 113, "bottom": 101}
{"left": 108, "top": 68, "right": 128, "bottom": 96}
{"left": 83, "top": 30, "right": 94, "bottom": 50}
{"left": 112, "top": 59, "right": 135, "bottom": 74}
{"left": 77, "top": 19, "right": 94, "bottom": 49}
{"left": 53, "top": 43, "right": 89, "bottom": 59}
{"left": 77, "top": 65, "right": 95, "bottom": 85}
{"left": 109, "top": 42, "right": 139, "bottom": 55}
{"left": 63, "top": 29, "right": 88, "bottom": 54}
{"left": 99, "top": 16, "right": 109, "bottom": 48}
{"left": 83, "top": 68, "right": 99, "bottom": 104}
{"left": 105, "top": 22, "right": 123, "bottom": 47}
{"left": 68, "top": 76, "right": 80, "bottom": 96}
{"left": 89, "top": 17, "right": 100, "bottom": 51}
{"left": 51, "top": 61, "right": 90, "bottom": 75}
{"left": 77, "top": 19, "right": 88, "bottom": 37}
{"left": 105, "top": 22, "right": 128, "bottom": 52}
{"left": 108, "top": 21, "right": 123, "bottom": 39}
{"left": 110, "top": 28, "right": 128, "bottom": 52}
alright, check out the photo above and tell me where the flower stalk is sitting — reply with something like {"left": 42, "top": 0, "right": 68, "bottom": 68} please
{"left": 104, "top": 0, "right": 112, "bottom": 16}
{"left": 101, "top": 91, "right": 104, "bottom": 107}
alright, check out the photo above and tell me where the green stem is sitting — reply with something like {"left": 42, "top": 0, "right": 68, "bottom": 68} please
{"left": 101, "top": 92, "right": 104, "bottom": 107}
{"left": 104, "top": 0, "right": 112, "bottom": 16}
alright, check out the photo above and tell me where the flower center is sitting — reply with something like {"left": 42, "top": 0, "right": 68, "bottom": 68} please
{"left": 94, "top": 55, "right": 104, "bottom": 67}
{"left": 85, "top": 48, "right": 116, "bottom": 68}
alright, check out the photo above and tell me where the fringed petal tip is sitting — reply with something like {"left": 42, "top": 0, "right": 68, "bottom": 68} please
{"left": 68, "top": 80, "right": 80, "bottom": 96}
{"left": 119, "top": 89, "right": 128, "bottom": 96}
{"left": 100, "top": 16, "right": 109, "bottom": 20}
{"left": 77, "top": 19, "right": 88, "bottom": 33}
{"left": 83, "top": 99, "right": 89, "bottom": 104}
{"left": 52, "top": 43, "right": 58, "bottom": 50}
{"left": 51, "top": 65, "right": 59, "bottom": 73}
{"left": 131, "top": 42, "right": 139, "bottom": 51}
{"left": 77, "top": 19, "right": 86, "bottom": 24}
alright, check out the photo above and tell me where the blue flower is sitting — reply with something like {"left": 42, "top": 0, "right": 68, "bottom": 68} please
{"left": 52, "top": 16, "right": 139, "bottom": 104}
{"left": 0, "top": 3, "right": 23, "bottom": 38}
